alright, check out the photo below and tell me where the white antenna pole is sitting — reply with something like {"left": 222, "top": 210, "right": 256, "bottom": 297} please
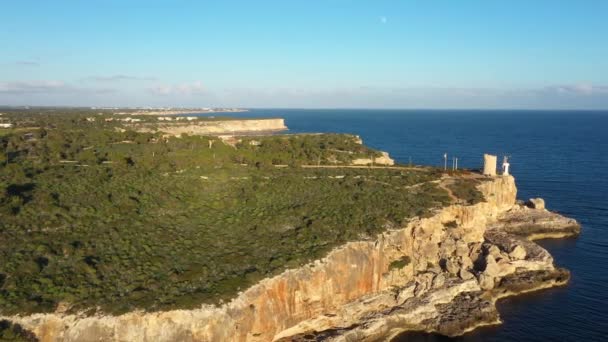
{"left": 444, "top": 153, "right": 447, "bottom": 170}
{"left": 455, "top": 157, "right": 458, "bottom": 170}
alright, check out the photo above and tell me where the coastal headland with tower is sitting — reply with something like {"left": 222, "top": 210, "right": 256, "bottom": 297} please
{"left": 0, "top": 109, "right": 580, "bottom": 341}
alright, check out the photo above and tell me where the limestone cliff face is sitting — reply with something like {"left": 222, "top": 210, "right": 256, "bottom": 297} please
{"left": 133, "top": 118, "right": 287, "bottom": 136}
{"left": 351, "top": 152, "right": 395, "bottom": 166}
{"left": 4, "top": 175, "right": 577, "bottom": 342}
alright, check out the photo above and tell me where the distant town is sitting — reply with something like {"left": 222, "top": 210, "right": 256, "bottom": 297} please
{"left": 0, "top": 106, "right": 247, "bottom": 115}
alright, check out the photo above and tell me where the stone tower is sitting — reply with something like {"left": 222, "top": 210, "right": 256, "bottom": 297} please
{"left": 483, "top": 154, "right": 497, "bottom": 176}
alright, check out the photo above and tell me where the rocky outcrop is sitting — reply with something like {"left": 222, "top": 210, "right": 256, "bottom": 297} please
{"left": 0, "top": 175, "right": 580, "bottom": 341}
{"left": 488, "top": 202, "right": 581, "bottom": 240}
{"left": 351, "top": 151, "right": 395, "bottom": 166}
{"left": 132, "top": 118, "right": 287, "bottom": 136}
{"left": 525, "top": 198, "right": 545, "bottom": 210}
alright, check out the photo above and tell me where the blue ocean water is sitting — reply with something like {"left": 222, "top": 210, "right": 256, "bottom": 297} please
{"left": 201, "top": 109, "right": 608, "bottom": 341}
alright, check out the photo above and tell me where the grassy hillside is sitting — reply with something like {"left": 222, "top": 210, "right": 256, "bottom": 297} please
{"left": 0, "top": 111, "right": 460, "bottom": 315}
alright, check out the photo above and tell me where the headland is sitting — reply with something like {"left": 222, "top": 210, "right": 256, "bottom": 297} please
{"left": 0, "top": 109, "right": 580, "bottom": 341}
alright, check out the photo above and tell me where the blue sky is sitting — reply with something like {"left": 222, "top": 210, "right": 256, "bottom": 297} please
{"left": 1, "top": 0, "right": 607, "bottom": 108}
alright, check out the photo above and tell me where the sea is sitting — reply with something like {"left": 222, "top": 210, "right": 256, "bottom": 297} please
{"left": 195, "top": 109, "right": 608, "bottom": 341}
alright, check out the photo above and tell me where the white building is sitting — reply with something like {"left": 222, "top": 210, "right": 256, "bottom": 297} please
{"left": 502, "top": 156, "right": 510, "bottom": 175}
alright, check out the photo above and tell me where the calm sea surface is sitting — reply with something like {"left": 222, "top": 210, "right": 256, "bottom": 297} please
{"left": 197, "top": 109, "right": 608, "bottom": 341}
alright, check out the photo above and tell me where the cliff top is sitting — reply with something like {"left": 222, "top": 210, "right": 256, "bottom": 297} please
{"left": 0, "top": 111, "right": 484, "bottom": 316}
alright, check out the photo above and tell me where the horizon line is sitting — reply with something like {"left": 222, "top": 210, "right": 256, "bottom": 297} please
{"left": 1, "top": 105, "right": 608, "bottom": 112}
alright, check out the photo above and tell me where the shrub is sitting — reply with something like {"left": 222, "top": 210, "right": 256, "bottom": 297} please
{"left": 389, "top": 256, "right": 412, "bottom": 270}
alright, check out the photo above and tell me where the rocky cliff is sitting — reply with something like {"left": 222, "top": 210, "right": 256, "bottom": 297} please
{"left": 1, "top": 175, "right": 579, "bottom": 341}
{"left": 351, "top": 152, "right": 395, "bottom": 166}
{"left": 133, "top": 118, "right": 287, "bottom": 136}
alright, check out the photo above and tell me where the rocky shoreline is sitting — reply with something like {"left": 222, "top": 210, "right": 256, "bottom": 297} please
{"left": 0, "top": 175, "right": 580, "bottom": 341}
{"left": 488, "top": 201, "right": 581, "bottom": 240}
{"left": 276, "top": 201, "right": 578, "bottom": 341}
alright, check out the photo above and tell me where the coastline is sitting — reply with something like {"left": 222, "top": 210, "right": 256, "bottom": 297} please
{"left": 115, "top": 109, "right": 249, "bottom": 116}
{"left": 0, "top": 174, "right": 581, "bottom": 341}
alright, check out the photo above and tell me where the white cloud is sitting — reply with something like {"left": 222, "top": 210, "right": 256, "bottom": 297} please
{"left": 0, "top": 80, "right": 118, "bottom": 98}
{"left": 542, "top": 84, "right": 608, "bottom": 96}
{"left": 148, "top": 85, "right": 172, "bottom": 95}
{"left": 0, "top": 80, "right": 67, "bottom": 94}
{"left": 148, "top": 81, "right": 206, "bottom": 96}
{"left": 212, "top": 84, "right": 608, "bottom": 109}
{"left": 2, "top": 80, "right": 607, "bottom": 109}
{"left": 84, "top": 75, "right": 157, "bottom": 82}
{"left": 15, "top": 60, "right": 40, "bottom": 67}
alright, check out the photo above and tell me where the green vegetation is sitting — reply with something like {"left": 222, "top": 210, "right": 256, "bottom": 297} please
{"left": 0, "top": 320, "right": 35, "bottom": 342}
{"left": 236, "top": 134, "right": 381, "bottom": 165}
{"left": 446, "top": 179, "right": 485, "bottom": 205}
{"left": 0, "top": 110, "right": 453, "bottom": 315}
{"left": 389, "top": 256, "right": 412, "bottom": 270}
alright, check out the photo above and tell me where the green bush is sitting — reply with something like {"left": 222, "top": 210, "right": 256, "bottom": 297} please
{"left": 389, "top": 256, "right": 412, "bottom": 270}
{"left": 447, "top": 179, "right": 485, "bottom": 205}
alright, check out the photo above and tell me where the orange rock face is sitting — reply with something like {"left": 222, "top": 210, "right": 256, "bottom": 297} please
{"left": 2, "top": 176, "right": 519, "bottom": 342}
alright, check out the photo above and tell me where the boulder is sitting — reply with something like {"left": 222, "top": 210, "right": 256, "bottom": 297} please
{"left": 497, "top": 259, "right": 517, "bottom": 275}
{"left": 478, "top": 273, "right": 495, "bottom": 290}
{"left": 432, "top": 273, "right": 446, "bottom": 288}
{"left": 483, "top": 255, "right": 500, "bottom": 277}
{"left": 415, "top": 272, "right": 435, "bottom": 297}
{"left": 509, "top": 245, "right": 527, "bottom": 260}
{"left": 455, "top": 240, "right": 469, "bottom": 257}
{"left": 396, "top": 284, "right": 416, "bottom": 304}
{"left": 484, "top": 244, "right": 501, "bottom": 258}
{"left": 525, "top": 198, "right": 546, "bottom": 210}
{"left": 396, "top": 282, "right": 416, "bottom": 303}
{"left": 458, "top": 255, "right": 474, "bottom": 270}
{"left": 428, "top": 265, "right": 443, "bottom": 275}
{"left": 468, "top": 243, "right": 483, "bottom": 264}
{"left": 459, "top": 268, "right": 474, "bottom": 280}
{"left": 442, "top": 259, "right": 459, "bottom": 275}
{"left": 440, "top": 238, "right": 457, "bottom": 256}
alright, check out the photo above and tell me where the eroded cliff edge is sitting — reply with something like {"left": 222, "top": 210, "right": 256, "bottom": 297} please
{"left": 131, "top": 118, "right": 287, "bottom": 136}
{"left": 1, "top": 175, "right": 580, "bottom": 341}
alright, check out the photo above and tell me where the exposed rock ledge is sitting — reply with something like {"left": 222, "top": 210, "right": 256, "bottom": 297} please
{"left": 0, "top": 175, "right": 580, "bottom": 342}
{"left": 351, "top": 152, "right": 395, "bottom": 166}
{"left": 132, "top": 118, "right": 288, "bottom": 136}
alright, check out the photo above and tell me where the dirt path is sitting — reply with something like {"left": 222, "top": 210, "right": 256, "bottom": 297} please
{"left": 438, "top": 178, "right": 459, "bottom": 202}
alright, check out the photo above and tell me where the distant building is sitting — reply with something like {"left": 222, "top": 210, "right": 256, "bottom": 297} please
{"left": 120, "top": 117, "right": 142, "bottom": 122}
